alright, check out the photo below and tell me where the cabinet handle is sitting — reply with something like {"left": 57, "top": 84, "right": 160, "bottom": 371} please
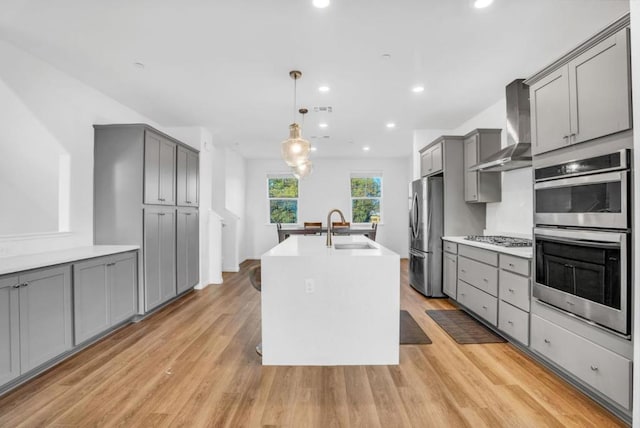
{"left": 482, "top": 305, "right": 487, "bottom": 310}
{"left": 158, "top": 213, "right": 166, "bottom": 216}
{"left": 12, "top": 283, "right": 21, "bottom": 289}
{"left": 508, "top": 288, "right": 515, "bottom": 293}
{"left": 563, "top": 135, "right": 569, "bottom": 141}
{"left": 21, "top": 282, "right": 29, "bottom": 287}
{"left": 460, "top": 269, "right": 466, "bottom": 273}
{"left": 507, "top": 320, "right": 514, "bottom": 325}
{"left": 566, "top": 301, "right": 575, "bottom": 306}
{"left": 460, "top": 293, "right": 466, "bottom": 297}
{"left": 186, "top": 200, "right": 192, "bottom": 204}
{"left": 184, "top": 212, "right": 192, "bottom": 216}
{"left": 106, "top": 262, "right": 116, "bottom": 267}
{"left": 450, "top": 259, "right": 456, "bottom": 264}
{"left": 544, "top": 338, "right": 551, "bottom": 344}
{"left": 569, "top": 133, "right": 576, "bottom": 138}
{"left": 590, "top": 365, "right": 599, "bottom": 371}
{"left": 508, "top": 263, "right": 515, "bottom": 267}
{"left": 158, "top": 198, "right": 166, "bottom": 202}
{"left": 483, "top": 278, "right": 488, "bottom": 282}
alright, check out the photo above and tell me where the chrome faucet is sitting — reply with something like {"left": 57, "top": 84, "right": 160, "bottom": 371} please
{"left": 326, "top": 208, "right": 346, "bottom": 247}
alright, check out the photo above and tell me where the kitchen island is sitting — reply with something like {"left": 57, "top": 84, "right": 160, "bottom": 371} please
{"left": 261, "top": 235, "right": 400, "bottom": 365}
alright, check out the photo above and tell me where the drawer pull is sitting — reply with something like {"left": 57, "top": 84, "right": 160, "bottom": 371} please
{"left": 507, "top": 320, "right": 514, "bottom": 325}
{"left": 566, "top": 301, "right": 575, "bottom": 306}
{"left": 460, "top": 293, "right": 466, "bottom": 297}
{"left": 106, "top": 262, "right": 116, "bottom": 267}
{"left": 483, "top": 278, "right": 488, "bottom": 282}
{"left": 158, "top": 213, "right": 166, "bottom": 216}
{"left": 12, "top": 283, "right": 21, "bottom": 289}
{"left": 450, "top": 259, "right": 456, "bottom": 264}
{"left": 482, "top": 305, "right": 487, "bottom": 310}
{"left": 544, "top": 339, "right": 551, "bottom": 344}
{"left": 186, "top": 200, "right": 192, "bottom": 204}
{"left": 508, "top": 263, "right": 515, "bottom": 267}
{"left": 21, "top": 282, "right": 29, "bottom": 288}
{"left": 461, "top": 269, "right": 466, "bottom": 273}
{"left": 508, "top": 288, "right": 515, "bottom": 293}
{"left": 590, "top": 365, "right": 599, "bottom": 371}
{"left": 158, "top": 198, "right": 166, "bottom": 202}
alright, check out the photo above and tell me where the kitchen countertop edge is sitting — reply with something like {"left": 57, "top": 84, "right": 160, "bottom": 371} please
{"left": 442, "top": 236, "right": 533, "bottom": 259}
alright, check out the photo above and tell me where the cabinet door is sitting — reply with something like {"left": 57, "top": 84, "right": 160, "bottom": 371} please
{"left": 420, "top": 150, "right": 432, "bottom": 177}
{"left": 73, "top": 258, "right": 109, "bottom": 345}
{"left": 176, "top": 146, "right": 189, "bottom": 206}
{"left": 0, "top": 276, "right": 20, "bottom": 385}
{"left": 19, "top": 266, "right": 72, "bottom": 373}
{"left": 464, "top": 136, "right": 478, "bottom": 202}
{"left": 443, "top": 253, "right": 457, "bottom": 299}
{"left": 530, "top": 67, "right": 571, "bottom": 155}
{"left": 186, "top": 150, "right": 199, "bottom": 207}
{"left": 431, "top": 143, "right": 443, "bottom": 174}
{"left": 177, "top": 209, "right": 199, "bottom": 293}
{"left": 109, "top": 253, "right": 138, "bottom": 325}
{"left": 144, "top": 209, "right": 177, "bottom": 311}
{"left": 144, "top": 132, "right": 176, "bottom": 205}
{"left": 569, "top": 28, "right": 631, "bottom": 144}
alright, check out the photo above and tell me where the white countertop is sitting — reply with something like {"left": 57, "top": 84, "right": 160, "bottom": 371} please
{"left": 442, "top": 236, "right": 533, "bottom": 259}
{"left": 263, "top": 234, "right": 398, "bottom": 258}
{"left": 0, "top": 245, "right": 139, "bottom": 276}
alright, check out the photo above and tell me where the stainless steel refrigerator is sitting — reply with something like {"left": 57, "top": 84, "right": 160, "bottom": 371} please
{"left": 409, "top": 176, "right": 444, "bottom": 297}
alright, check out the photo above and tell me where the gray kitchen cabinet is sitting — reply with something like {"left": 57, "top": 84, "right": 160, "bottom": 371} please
{"left": 443, "top": 251, "right": 457, "bottom": 299}
{"left": 73, "top": 252, "right": 138, "bottom": 344}
{"left": 527, "top": 25, "right": 631, "bottom": 155}
{"left": 94, "top": 124, "right": 199, "bottom": 315}
{"left": 458, "top": 255, "right": 498, "bottom": 297}
{"left": 457, "top": 281, "right": 498, "bottom": 326}
{"left": 144, "top": 131, "right": 176, "bottom": 205}
{"left": 144, "top": 207, "right": 177, "bottom": 311}
{"left": 177, "top": 208, "right": 200, "bottom": 294}
{"left": 19, "top": 266, "right": 72, "bottom": 373}
{"left": 0, "top": 276, "right": 20, "bottom": 385}
{"left": 177, "top": 146, "right": 199, "bottom": 207}
{"left": 463, "top": 129, "right": 501, "bottom": 203}
{"left": 420, "top": 141, "right": 443, "bottom": 177}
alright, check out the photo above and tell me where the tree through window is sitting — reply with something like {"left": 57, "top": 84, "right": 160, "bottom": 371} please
{"left": 268, "top": 175, "right": 299, "bottom": 224}
{"left": 350, "top": 173, "right": 382, "bottom": 223}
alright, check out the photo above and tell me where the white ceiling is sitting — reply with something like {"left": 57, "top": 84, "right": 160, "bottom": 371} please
{"left": 0, "top": 0, "right": 630, "bottom": 159}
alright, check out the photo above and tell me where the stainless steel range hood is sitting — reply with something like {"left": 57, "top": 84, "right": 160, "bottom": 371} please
{"left": 470, "top": 79, "right": 532, "bottom": 172}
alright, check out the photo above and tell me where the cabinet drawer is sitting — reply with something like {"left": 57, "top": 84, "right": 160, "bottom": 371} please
{"left": 499, "top": 270, "right": 530, "bottom": 312}
{"left": 443, "top": 241, "right": 457, "bottom": 254}
{"left": 458, "top": 257, "right": 498, "bottom": 296}
{"left": 500, "top": 254, "right": 530, "bottom": 276}
{"left": 457, "top": 281, "right": 498, "bottom": 326}
{"left": 498, "top": 302, "right": 529, "bottom": 345}
{"left": 531, "top": 315, "right": 631, "bottom": 409}
{"left": 458, "top": 245, "right": 498, "bottom": 266}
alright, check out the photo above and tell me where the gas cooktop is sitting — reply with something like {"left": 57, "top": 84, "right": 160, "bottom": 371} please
{"left": 464, "top": 235, "right": 533, "bottom": 247}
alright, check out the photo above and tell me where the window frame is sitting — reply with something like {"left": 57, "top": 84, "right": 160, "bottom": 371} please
{"left": 266, "top": 173, "right": 300, "bottom": 225}
{"left": 349, "top": 172, "right": 383, "bottom": 225}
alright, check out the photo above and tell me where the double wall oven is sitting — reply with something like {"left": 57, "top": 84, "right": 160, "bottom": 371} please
{"left": 533, "top": 149, "right": 631, "bottom": 336}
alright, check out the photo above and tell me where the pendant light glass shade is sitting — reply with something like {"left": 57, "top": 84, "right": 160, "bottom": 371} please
{"left": 292, "top": 159, "right": 313, "bottom": 179}
{"left": 281, "top": 123, "right": 311, "bottom": 167}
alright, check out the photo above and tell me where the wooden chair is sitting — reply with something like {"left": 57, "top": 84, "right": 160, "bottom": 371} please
{"left": 365, "top": 222, "right": 378, "bottom": 241}
{"left": 331, "top": 222, "right": 350, "bottom": 235}
{"left": 303, "top": 222, "right": 322, "bottom": 235}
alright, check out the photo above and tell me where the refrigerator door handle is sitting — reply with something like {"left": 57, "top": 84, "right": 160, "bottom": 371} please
{"left": 411, "top": 192, "right": 419, "bottom": 240}
{"left": 409, "top": 249, "right": 426, "bottom": 259}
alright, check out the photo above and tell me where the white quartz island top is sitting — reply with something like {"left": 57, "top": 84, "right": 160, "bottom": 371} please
{"left": 0, "top": 245, "right": 139, "bottom": 276}
{"left": 442, "top": 236, "right": 532, "bottom": 259}
{"left": 261, "top": 235, "right": 400, "bottom": 366}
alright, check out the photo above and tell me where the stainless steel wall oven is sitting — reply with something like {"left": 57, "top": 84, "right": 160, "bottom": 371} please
{"left": 533, "top": 149, "right": 631, "bottom": 336}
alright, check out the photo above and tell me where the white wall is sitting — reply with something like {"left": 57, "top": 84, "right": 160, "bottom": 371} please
{"left": 244, "top": 157, "right": 410, "bottom": 259}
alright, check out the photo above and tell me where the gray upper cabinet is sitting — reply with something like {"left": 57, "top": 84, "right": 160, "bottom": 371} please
{"left": 144, "top": 131, "right": 176, "bottom": 205}
{"left": 144, "top": 207, "right": 177, "bottom": 311}
{"left": 177, "top": 147, "right": 199, "bottom": 207}
{"left": 420, "top": 141, "right": 443, "bottom": 177}
{"left": 463, "top": 129, "right": 501, "bottom": 203}
{"left": 73, "top": 252, "right": 138, "bottom": 345}
{"left": 528, "top": 26, "right": 631, "bottom": 156}
{"left": 0, "top": 276, "right": 20, "bottom": 385}
{"left": 177, "top": 208, "right": 200, "bottom": 294}
{"left": 19, "top": 266, "right": 72, "bottom": 373}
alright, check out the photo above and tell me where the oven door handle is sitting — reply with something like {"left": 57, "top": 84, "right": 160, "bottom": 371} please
{"left": 534, "top": 227, "right": 623, "bottom": 244}
{"left": 534, "top": 170, "right": 626, "bottom": 190}
{"left": 535, "top": 235, "right": 621, "bottom": 249}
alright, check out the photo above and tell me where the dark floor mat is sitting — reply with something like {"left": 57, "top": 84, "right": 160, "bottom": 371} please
{"left": 400, "top": 310, "right": 432, "bottom": 344}
{"left": 426, "top": 309, "right": 506, "bottom": 344}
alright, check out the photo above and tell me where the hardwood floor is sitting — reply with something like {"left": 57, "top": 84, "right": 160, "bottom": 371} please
{"left": 0, "top": 259, "right": 625, "bottom": 427}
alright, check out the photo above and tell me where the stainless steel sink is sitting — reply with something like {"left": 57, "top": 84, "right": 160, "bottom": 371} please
{"left": 334, "top": 243, "right": 376, "bottom": 250}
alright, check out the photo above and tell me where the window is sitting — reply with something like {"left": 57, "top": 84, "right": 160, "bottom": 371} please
{"left": 350, "top": 173, "right": 382, "bottom": 223}
{"left": 268, "top": 175, "right": 299, "bottom": 224}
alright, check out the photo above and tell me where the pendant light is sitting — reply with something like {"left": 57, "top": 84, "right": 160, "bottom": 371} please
{"left": 291, "top": 107, "right": 313, "bottom": 179}
{"left": 281, "top": 70, "right": 311, "bottom": 168}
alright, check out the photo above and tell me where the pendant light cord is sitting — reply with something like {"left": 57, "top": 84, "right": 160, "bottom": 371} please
{"left": 292, "top": 76, "right": 297, "bottom": 123}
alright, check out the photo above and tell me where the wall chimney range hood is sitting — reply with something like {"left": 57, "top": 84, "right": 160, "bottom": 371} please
{"left": 470, "top": 79, "right": 532, "bottom": 172}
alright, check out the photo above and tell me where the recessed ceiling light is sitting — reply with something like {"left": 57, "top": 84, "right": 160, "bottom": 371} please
{"left": 412, "top": 85, "right": 425, "bottom": 93}
{"left": 311, "top": 147, "right": 318, "bottom": 152}
{"left": 474, "top": 0, "right": 493, "bottom": 9}
{"left": 319, "top": 123, "right": 328, "bottom": 128}
{"left": 381, "top": 53, "right": 392, "bottom": 59}
{"left": 363, "top": 146, "right": 370, "bottom": 152}
{"left": 318, "top": 86, "right": 330, "bottom": 92}
{"left": 133, "top": 62, "right": 145, "bottom": 69}
{"left": 386, "top": 122, "right": 396, "bottom": 129}
{"left": 313, "top": 0, "right": 330, "bottom": 8}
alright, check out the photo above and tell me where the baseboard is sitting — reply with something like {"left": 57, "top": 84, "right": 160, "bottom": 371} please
{"left": 222, "top": 266, "right": 239, "bottom": 272}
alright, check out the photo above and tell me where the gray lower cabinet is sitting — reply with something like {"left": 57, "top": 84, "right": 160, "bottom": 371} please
{"left": 443, "top": 252, "right": 457, "bottom": 299}
{"left": 144, "top": 207, "right": 177, "bottom": 311}
{"left": 177, "top": 208, "right": 199, "bottom": 294}
{"left": 73, "top": 252, "right": 137, "bottom": 345}
{"left": 19, "top": 266, "right": 73, "bottom": 373}
{"left": 0, "top": 277, "right": 20, "bottom": 385}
